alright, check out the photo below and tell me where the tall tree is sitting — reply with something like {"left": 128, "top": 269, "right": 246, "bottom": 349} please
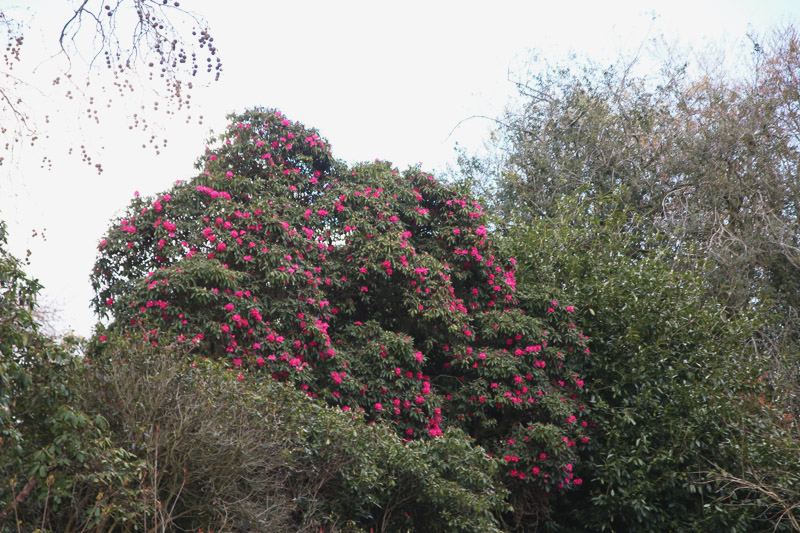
{"left": 92, "top": 107, "right": 593, "bottom": 529}
{"left": 490, "top": 30, "right": 800, "bottom": 313}
{"left": 463, "top": 26, "right": 800, "bottom": 530}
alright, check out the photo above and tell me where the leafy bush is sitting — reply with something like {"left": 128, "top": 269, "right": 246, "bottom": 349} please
{"left": 1, "top": 222, "right": 144, "bottom": 532}
{"left": 84, "top": 333, "right": 508, "bottom": 532}
{"left": 506, "top": 193, "right": 796, "bottom": 531}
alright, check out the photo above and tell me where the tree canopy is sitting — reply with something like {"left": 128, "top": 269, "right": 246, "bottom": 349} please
{"left": 455, "top": 27, "right": 800, "bottom": 530}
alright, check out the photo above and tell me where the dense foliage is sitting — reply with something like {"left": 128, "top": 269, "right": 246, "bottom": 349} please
{"left": 81, "top": 336, "right": 508, "bottom": 532}
{"left": 91, "top": 108, "right": 591, "bottom": 528}
{"left": 507, "top": 195, "right": 792, "bottom": 530}
{"left": 1, "top": 222, "right": 144, "bottom": 531}
{"left": 457, "top": 27, "right": 800, "bottom": 530}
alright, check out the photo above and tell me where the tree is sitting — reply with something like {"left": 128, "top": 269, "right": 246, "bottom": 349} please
{"left": 1, "top": 221, "right": 146, "bottom": 531}
{"left": 1, "top": 215, "right": 506, "bottom": 531}
{"left": 464, "top": 27, "right": 800, "bottom": 530}
{"left": 491, "top": 30, "right": 800, "bottom": 314}
{"left": 92, "top": 107, "right": 592, "bottom": 529}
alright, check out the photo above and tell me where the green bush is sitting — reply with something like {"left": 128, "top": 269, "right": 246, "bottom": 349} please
{"left": 83, "top": 333, "right": 508, "bottom": 532}
{"left": 505, "top": 192, "right": 795, "bottom": 531}
{"left": 1, "top": 221, "right": 144, "bottom": 532}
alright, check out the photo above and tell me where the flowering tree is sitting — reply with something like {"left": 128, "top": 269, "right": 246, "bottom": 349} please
{"left": 92, "top": 108, "right": 590, "bottom": 525}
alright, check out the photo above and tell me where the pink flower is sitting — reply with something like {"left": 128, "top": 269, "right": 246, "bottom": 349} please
{"left": 374, "top": 402, "right": 383, "bottom": 411}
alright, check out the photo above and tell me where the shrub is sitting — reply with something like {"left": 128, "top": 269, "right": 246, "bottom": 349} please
{"left": 1, "top": 221, "right": 143, "bottom": 532}
{"left": 84, "top": 333, "right": 508, "bottom": 532}
{"left": 507, "top": 192, "right": 794, "bottom": 531}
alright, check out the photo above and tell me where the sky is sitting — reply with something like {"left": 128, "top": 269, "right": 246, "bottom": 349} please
{"left": 2, "top": 0, "right": 799, "bottom": 337}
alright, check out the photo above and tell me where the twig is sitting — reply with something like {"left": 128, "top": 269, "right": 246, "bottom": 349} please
{"left": 0, "top": 471, "right": 41, "bottom": 519}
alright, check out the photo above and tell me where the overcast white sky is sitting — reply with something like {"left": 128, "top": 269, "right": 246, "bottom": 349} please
{"left": 2, "top": 0, "right": 798, "bottom": 337}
